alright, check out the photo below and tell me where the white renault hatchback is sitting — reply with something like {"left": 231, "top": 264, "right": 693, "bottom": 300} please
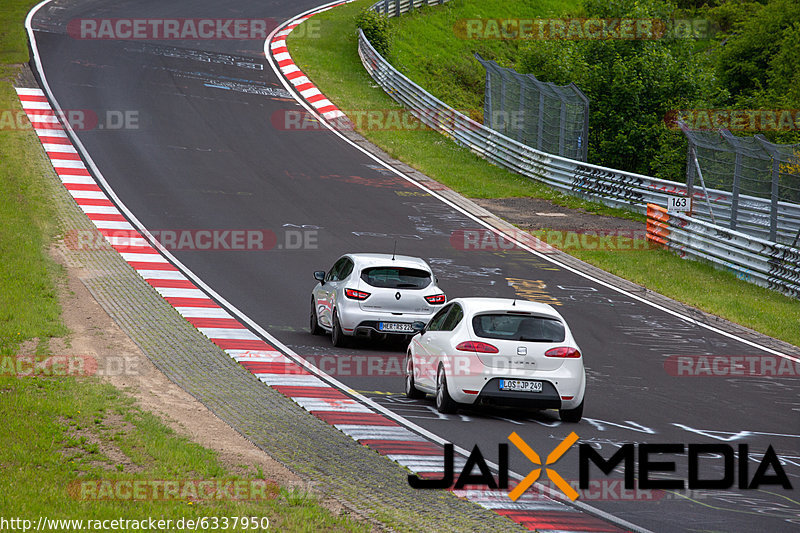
{"left": 404, "top": 297, "right": 585, "bottom": 422}
{"left": 310, "top": 253, "right": 446, "bottom": 346}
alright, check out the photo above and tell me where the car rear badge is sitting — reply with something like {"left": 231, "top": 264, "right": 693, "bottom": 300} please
{"left": 517, "top": 346, "right": 527, "bottom": 355}
{"left": 395, "top": 292, "right": 401, "bottom": 300}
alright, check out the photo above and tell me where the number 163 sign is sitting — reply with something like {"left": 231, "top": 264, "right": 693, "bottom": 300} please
{"left": 667, "top": 196, "right": 692, "bottom": 214}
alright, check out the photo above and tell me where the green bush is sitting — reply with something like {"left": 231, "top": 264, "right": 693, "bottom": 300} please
{"left": 355, "top": 8, "right": 391, "bottom": 57}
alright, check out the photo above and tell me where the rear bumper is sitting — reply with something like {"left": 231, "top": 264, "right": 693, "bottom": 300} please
{"left": 474, "top": 378, "right": 563, "bottom": 409}
{"left": 338, "top": 306, "right": 433, "bottom": 336}
{"left": 447, "top": 362, "right": 585, "bottom": 410}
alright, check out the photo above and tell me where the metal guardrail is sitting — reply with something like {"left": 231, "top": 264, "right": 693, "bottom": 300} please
{"left": 360, "top": 1, "right": 800, "bottom": 246}
{"left": 647, "top": 204, "right": 800, "bottom": 299}
{"left": 375, "top": 0, "right": 448, "bottom": 16}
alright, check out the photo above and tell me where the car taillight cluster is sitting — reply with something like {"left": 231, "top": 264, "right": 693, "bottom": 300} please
{"left": 456, "top": 341, "right": 499, "bottom": 354}
{"left": 344, "top": 288, "right": 371, "bottom": 300}
{"left": 544, "top": 347, "right": 581, "bottom": 358}
{"left": 424, "top": 294, "right": 446, "bottom": 305}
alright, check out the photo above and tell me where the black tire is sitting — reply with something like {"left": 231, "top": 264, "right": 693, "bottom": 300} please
{"left": 559, "top": 398, "right": 584, "bottom": 423}
{"left": 309, "top": 299, "right": 324, "bottom": 335}
{"left": 404, "top": 356, "right": 425, "bottom": 400}
{"left": 435, "top": 368, "right": 458, "bottom": 414}
{"left": 331, "top": 310, "right": 348, "bottom": 348}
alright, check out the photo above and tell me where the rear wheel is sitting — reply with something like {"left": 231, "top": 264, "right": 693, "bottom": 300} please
{"left": 404, "top": 356, "right": 425, "bottom": 399}
{"left": 559, "top": 398, "right": 584, "bottom": 423}
{"left": 331, "top": 310, "right": 348, "bottom": 348}
{"left": 309, "top": 299, "right": 323, "bottom": 335}
{"left": 435, "top": 368, "right": 458, "bottom": 414}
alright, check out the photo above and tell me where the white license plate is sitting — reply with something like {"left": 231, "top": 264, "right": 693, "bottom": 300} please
{"left": 499, "top": 379, "right": 543, "bottom": 392}
{"left": 379, "top": 322, "right": 413, "bottom": 332}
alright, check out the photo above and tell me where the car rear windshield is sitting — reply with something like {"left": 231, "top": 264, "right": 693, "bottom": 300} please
{"left": 360, "top": 267, "right": 431, "bottom": 289}
{"left": 472, "top": 314, "right": 565, "bottom": 342}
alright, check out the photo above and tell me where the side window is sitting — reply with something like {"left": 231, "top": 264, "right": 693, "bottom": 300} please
{"left": 326, "top": 257, "right": 348, "bottom": 282}
{"left": 339, "top": 258, "right": 354, "bottom": 279}
{"left": 440, "top": 304, "right": 463, "bottom": 332}
{"left": 426, "top": 304, "right": 452, "bottom": 332}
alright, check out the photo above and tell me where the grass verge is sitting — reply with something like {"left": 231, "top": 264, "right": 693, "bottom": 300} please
{"left": 288, "top": 0, "right": 799, "bottom": 347}
{"left": 0, "top": 2, "right": 369, "bottom": 530}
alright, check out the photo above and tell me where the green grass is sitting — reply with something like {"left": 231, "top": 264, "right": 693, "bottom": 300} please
{"left": 0, "top": 2, "right": 369, "bottom": 530}
{"left": 0, "top": 0, "right": 36, "bottom": 64}
{"left": 0, "top": 32, "right": 68, "bottom": 357}
{"left": 288, "top": 0, "right": 799, "bottom": 347}
{"left": 0, "top": 374, "right": 367, "bottom": 531}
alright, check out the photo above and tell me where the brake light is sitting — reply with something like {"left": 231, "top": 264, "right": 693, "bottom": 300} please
{"left": 425, "top": 294, "right": 446, "bottom": 305}
{"left": 545, "top": 347, "right": 581, "bottom": 358}
{"left": 456, "top": 341, "right": 499, "bottom": 354}
{"left": 344, "top": 288, "right": 371, "bottom": 300}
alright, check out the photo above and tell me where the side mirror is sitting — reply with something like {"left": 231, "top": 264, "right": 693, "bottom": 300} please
{"left": 411, "top": 321, "right": 426, "bottom": 334}
{"left": 314, "top": 271, "right": 326, "bottom": 283}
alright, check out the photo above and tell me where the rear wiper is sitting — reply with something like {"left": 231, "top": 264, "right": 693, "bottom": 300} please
{"left": 519, "top": 337, "right": 553, "bottom": 342}
{"left": 396, "top": 283, "right": 418, "bottom": 288}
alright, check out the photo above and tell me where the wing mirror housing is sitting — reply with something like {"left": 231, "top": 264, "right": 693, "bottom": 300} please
{"left": 411, "top": 321, "right": 426, "bottom": 334}
{"left": 314, "top": 271, "right": 326, "bottom": 283}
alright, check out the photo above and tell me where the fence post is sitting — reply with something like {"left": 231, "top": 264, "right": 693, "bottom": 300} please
{"left": 396, "top": 0, "right": 401, "bottom": 17}
{"left": 770, "top": 157, "right": 779, "bottom": 241}
{"left": 515, "top": 71, "right": 525, "bottom": 143}
{"left": 730, "top": 152, "right": 742, "bottom": 230}
{"left": 537, "top": 91, "right": 545, "bottom": 152}
{"left": 559, "top": 100, "right": 567, "bottom": 158}
{"left": 685, "top": 141, "right": 696, "bottom": 204}
{"left": 484, "top": 65, "right": 492, "bottom": 128}
{"left": 498, "top": 71, "right": 507, "bottom": 136}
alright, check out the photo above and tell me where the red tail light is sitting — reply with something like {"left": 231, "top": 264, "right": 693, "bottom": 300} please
{"left": 545, "top": 347, "right": 581, "bottom": 358}
{"left": 456, "top": 341, "right": 499, "bottom": 354}
{"left": 425, "top": 293, "right": 446, "bottom": 305}
{"left": 344, "top": 288, "right": 371, "bottom": 300}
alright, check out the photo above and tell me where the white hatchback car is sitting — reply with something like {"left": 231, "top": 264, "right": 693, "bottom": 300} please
{"left": 404, "top": 297, "right": 585, "bottom": 422}
{"left": 310, "top": 253, "right": 446, "bottom": 346}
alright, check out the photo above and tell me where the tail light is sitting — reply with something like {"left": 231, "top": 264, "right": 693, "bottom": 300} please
{"left": 345, "top": 288, "right": 371, "bottom": 300}
{"left": 456, "top": 341, "right": 499, "bottom": 354}
{"left": 425, "top": 294, "right": 446, "bottom": 305}
{"left": 545, "top": 347, "right": 581, "bottom": 358}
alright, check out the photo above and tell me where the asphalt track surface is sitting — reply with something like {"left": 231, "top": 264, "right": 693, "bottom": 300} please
{"left": 29, "top": 0, "right": 799, "bottom": 531}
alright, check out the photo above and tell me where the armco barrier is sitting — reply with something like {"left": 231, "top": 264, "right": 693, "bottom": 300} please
{"left": 646, "top": 204, "right": 800, "bottom": 300}
{"left": 359, "top": 1, "right": 800, "bottom": 246}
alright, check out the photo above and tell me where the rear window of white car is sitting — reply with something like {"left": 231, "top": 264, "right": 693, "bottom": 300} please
{"left": 472, "top": 314, "right": 565, "bottom": 342}
{"left": 360, "top": 267, "right": 431, "bottom": 289}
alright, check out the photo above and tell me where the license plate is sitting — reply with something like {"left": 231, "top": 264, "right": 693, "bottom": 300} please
{"left": 499, "top": 379, "right": 543, "bottom": 392}
{"left": 378, "top": 322, "right": 413, "bottom": 333}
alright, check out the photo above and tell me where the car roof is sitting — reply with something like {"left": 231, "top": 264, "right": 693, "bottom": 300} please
{"left": 346, "top": 253, "right": 432, "bottom": 271}
{"left": 449, "top": 297, "right": 563, "bottom": 319}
